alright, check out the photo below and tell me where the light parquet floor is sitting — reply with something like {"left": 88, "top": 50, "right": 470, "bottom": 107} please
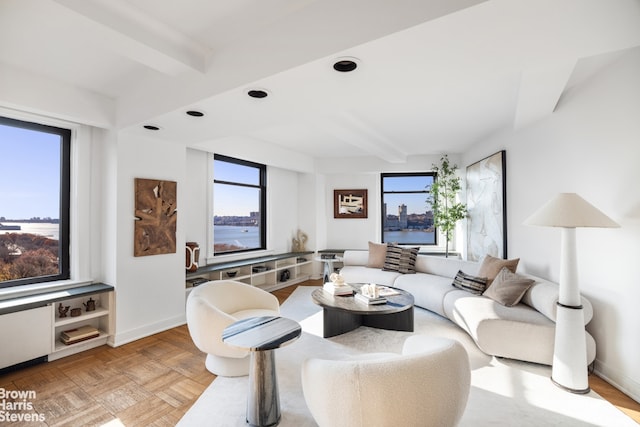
{"left": 1, "top": 279, "right": 638, "bottom": 426}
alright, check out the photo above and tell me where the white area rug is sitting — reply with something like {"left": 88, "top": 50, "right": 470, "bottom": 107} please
{"left": 179, "top": 286, "right": 637, "bottom": 426}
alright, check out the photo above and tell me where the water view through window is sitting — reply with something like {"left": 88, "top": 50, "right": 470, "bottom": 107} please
{"left": 381, "top": 173, "right": 436, "bottom": 245}
{"left": 0, "top": 116, "right": 70, "bottom": 287}
{"left": 213, "top": 155, "right": 266, "bottom": 255}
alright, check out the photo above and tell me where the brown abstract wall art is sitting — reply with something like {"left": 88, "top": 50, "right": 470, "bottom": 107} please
{"left": 134, "top": 178, "right": 177, "bottom": 256}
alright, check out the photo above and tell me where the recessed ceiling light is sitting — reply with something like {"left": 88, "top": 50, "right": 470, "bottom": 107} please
{"left": 333, "top": 58, "right": 358, "bottom": 72}
{"left": 248, "top": 89, "right": 269, "bottom": 99}
{"left": 186, "top": 110, "right": 205, "bottom": 117}
{"left": 143, "top": 125, "right": 160, "bottom": 131}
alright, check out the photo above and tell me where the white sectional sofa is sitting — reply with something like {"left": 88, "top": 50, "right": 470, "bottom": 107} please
{"left": 338, "top": 249, "right": 596, "bottom": 366}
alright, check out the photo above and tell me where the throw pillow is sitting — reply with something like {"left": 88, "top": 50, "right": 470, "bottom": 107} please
{"left": 451, "top": 270, "right": 488, "bottom": 295}
{"left": 477, "top": 254, "right": 520, "bottom": 286}
{"left": 382, "top": 245, "right": 419, "bottom": 274}
{"left": 483, "top": 267, "right": 535, "bottom": 307}
{"left": 367, "top": 241, "right": 388, "bottom": 268}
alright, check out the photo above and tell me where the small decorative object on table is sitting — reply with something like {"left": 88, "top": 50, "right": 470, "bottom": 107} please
{"left": 323, "top": 273, "right": 353, "bottom": 296}
{"left": 70, "top": 308, "right": 82, "bottom": 317}
{"left": 356, "top": 284, "right": 387, "bottom": 305}
{"left": 58, "top": 303, "right": 70, "bottom": 318}
{"left": 321, "top": 253, "right": 336, "bottom": 259}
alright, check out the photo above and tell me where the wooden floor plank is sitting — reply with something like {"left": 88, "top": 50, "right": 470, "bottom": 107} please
{"left": 0, "top": 278, "right": 637, "bottom": 426}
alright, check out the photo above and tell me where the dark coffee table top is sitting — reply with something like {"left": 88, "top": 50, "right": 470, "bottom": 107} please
{"left": 222, "top": 316, "right": 301, "bottom": 351}
{"left": 312, "top": 283, "right": 414, "bottom": 315}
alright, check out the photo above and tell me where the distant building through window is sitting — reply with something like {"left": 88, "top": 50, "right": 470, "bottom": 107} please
{"left": 381, "top": 173, "right": 436, "bottom": 245}
{"left": 0, "top": 116, "right": 71, "bottom": 288}
{"left": 213, "top": 154, "right": 266, "bottom": 255}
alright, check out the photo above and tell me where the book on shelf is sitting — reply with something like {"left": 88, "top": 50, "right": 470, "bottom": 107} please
{"left": 60, "top": 325, "right": 100, "bottom": 345}
{"left": 355, "top": 293, "right": 387, "bottom": 305}
{"left": 323, "top": 283, "right": 354, "bottom": 296}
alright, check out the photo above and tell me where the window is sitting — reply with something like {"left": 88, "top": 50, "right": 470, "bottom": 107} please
{"left": 213, "top": 154, "right": 266, "bottom": 255}
{"left": 0, "top": 116, "right": 71, "bottom": 288}
{"left": 381, "top": 173, "right": 436, "bottom": 245}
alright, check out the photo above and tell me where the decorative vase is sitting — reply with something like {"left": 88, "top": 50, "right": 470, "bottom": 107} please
{"left": 186, "top": 242, "right": 200, "bottom": 272}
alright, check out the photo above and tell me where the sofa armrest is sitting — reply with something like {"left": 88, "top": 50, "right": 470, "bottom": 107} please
{"left": 521, "top": 278, "right": 593, "bottom": 325}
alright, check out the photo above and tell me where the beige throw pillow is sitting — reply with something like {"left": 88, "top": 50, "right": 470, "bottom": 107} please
{"left": 483, "top": 267, "right": 534, "bottom": 307}
{"left": 477, "top": 254, "right": 520, "bottom": 286}
{"left": 367, "top": 241, "right": 388, "bottom": 268}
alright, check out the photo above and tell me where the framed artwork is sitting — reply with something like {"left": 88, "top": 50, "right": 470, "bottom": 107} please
{"left": 134, "top": 178, "right": 177, "bottom": 256}
{"left": 466, "top": 151, "right": 507, "bottom": 261}
{"left": 334, "top": 189, "right": 368, "bottom": 218}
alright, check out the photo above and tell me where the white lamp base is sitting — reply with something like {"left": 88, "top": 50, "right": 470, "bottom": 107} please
{"left": 551, "top": 302, "right": 590, "bottom": 394}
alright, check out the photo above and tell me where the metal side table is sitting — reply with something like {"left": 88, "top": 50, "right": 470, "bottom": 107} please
{"left": 223, "top": 316, "right": 301, "bottom": 427}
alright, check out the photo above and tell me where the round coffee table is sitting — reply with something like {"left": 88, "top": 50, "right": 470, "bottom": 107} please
{"left": 311, "top": 284, "right": 414, "bottom": 338}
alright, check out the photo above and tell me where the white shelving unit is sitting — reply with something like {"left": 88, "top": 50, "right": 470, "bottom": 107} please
{"left": 0, "top": 283, "right": 115, "bottom": 369}
{"left": 186, "top": 252, "right": 314, "bottom": 294}
{"left": 50, "top": 291, "right": 113, "bottom": 360}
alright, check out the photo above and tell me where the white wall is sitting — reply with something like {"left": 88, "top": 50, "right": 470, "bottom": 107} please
{"left": 463, "top": 47, "right": 640, "bottom": 401}
{"left": 112, "top": 133, "right": 187, "bottom": 345}
{"left": 317, "top": 154, "right": 463, "bottom": 251}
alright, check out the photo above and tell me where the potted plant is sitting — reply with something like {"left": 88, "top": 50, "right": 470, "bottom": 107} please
{"left": 428, "top": 155, "right": 467, "bottom": 257}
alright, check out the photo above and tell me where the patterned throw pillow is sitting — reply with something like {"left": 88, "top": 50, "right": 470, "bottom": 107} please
{"left": 483, "top": 267, "right": 535, "bottom": 306}
{"left": 382, "top": 245, "right": 419, "bottom": 274}
{"left": 451, "top": 270, "right": 488, "bottom": 295}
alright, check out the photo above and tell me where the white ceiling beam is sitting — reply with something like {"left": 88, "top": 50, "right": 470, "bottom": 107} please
{"left": 316, "top": 112, "right": 407, "bottom": 164}
{"left": 513, "top": 60, "right": 576, "bottom": 130}
{"left": 53, "top": 0, "right": 208, "bottom": 75}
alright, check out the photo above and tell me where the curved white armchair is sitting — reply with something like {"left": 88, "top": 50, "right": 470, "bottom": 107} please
{"left": 186, "top": 280, "right": 280, "bottom": 377}
{"left": 301, "top": 335, "right": 471, "bottom": 427}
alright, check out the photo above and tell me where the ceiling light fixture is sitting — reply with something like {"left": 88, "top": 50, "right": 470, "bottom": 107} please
{"left": 333, "top": 57, "right": 358, "bottom": 72}
{"left": 186, "top": 110, "right": 205, "bottom": 117}
{"left": 143, "top": 125, "right": 160, "bottom": 131}
{"left": 248, "top": 89, "right": 269, "bottom": 99}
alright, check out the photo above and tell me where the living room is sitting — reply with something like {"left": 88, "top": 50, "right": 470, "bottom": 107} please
{"left": 1, "top": 0, "right": 639, "bottom": 425}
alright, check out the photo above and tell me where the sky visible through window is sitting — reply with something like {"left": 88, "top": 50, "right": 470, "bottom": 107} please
{"left": 0, "top": 124, "right": 60, "bottom": 219}
{"left": 213, "top": 159, "right": 260, "bottom": 216}
{"left": 383, "top": 175, "right": 433, "bottom": 215}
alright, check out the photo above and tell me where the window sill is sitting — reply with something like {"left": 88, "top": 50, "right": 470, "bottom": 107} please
{"left": 0, "top": 279, "right": 95, "bottom": 303}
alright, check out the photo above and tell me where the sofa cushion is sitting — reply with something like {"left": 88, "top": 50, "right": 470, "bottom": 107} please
{"left": 394, "top": 273, "right": 456, "bottom": 317}
{"left": 442, "top": 290, "right": 596, "bottom": 365}
{"left": 482, "top": 267, "right": 534, "bottom": 306}
{"left": 383, "top": 245, "right": 419, "bottom": 274}
{"left": 367, "top": 241, "right": 388, "bottom": 268}
{"left": 451, "top": 270, "right": 488, "bottom": 295}
{"left": 477, "top": 254, "right": 520, "bottom": 286}
{"left": 339, "top": 266, "right": 402, "bottom": 287}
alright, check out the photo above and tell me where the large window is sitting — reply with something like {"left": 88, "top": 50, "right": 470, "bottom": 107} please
{"left": 381, "top": 173, "right": 436, "bottom": 245}
{"left": 213, "top": 154, "right": 266, "bottom": 255}
{"left": 0, "top": 116, "right": 71, "bottom": 288}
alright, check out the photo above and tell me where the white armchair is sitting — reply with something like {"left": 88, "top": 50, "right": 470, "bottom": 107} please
{"left": 301, "top": 335, "right": 471, "bottom": 427}
{"left": 186, "top": 280, "right": 280, "bottom": 377}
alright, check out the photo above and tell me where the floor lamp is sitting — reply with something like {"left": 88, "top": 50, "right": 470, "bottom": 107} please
{"left": 524, "top": 193, "right": 619, "bottom": 393}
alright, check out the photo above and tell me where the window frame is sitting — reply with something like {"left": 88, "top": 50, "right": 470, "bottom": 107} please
{"left": 380, "top": 172, "right": 437, "bottom": 246}
{"left": 0, "top": 115, "right": 71, "bottom": 289}
{"left": 212, "top": 154, "right": 267, "bottom": 256}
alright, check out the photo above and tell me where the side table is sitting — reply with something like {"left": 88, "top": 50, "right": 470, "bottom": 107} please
{"left": 315, "top": 256, "right": 343, "bottom": 283}
{"left": 223, "top": 316, "right": 302, "bottom": 427}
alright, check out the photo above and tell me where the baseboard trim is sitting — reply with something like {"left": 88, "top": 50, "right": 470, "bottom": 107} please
{"left": 594, "top": 358, "right": 640, "bottom": 404}
{"left": 112, "top": 314, "right": 186, "bottom": 347}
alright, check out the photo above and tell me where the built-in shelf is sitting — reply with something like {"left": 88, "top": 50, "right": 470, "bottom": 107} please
{"left": 186, "top": 251, "right": 314, "bottom": 293}
{"left": 0, "top": 283, "right": 114, "bottom": 369}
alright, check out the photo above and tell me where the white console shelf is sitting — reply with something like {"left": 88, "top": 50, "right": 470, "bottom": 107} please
{"left": 186, "top": 251, "right": 314, "bottom": 294}
{"left": 0, "top": 283, "right": 114, "bottom": 370}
